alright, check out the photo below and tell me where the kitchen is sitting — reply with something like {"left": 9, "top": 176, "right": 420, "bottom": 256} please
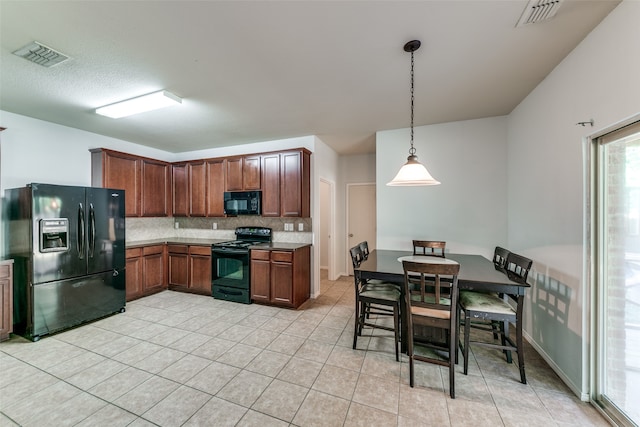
{"left": 1, "top": 0, "right": 640, "bottom": 425}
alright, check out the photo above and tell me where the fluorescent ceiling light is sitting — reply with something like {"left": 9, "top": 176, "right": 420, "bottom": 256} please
{"left": 95, "top": 90, "right": 182, "bottom": 118}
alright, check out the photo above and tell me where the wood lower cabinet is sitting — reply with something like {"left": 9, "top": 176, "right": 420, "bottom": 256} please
{"left": 125, "top": 245, "right": 166, "bottom": 301}
{"left": 0, "top": 260, "right": 14, "bottom": 342}
{"left": 250, "top": 246, "right": 310, "bottom": 308}
{"left": 168, "top": 245, "right": 211, "bottom": 295}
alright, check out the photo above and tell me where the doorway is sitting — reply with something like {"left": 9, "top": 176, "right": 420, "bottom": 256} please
{"left": 346, "top": 183, "right": 376, "bottom": 276}
{"left": 592, "top": 119, "right": 640, "bottom": 427}
{"left": 319, "top": 178, "right": 336, "bottom": 281}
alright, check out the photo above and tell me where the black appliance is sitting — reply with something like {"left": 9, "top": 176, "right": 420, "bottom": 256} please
{"left": 211, "top": 226, "right": 272, "bottom": 304}
{"left": 4, "top": 183, "right": 126, "bottom": 341}
{"left": 223, "top": 191, "right": 261, "bottom": 216}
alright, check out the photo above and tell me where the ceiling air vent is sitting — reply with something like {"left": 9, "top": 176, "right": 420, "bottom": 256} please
{"left": 516, "top": 0, "right": 564, "bottom": 27}
{"left": 12, "top": 41, "right": 69, "bottom": 67}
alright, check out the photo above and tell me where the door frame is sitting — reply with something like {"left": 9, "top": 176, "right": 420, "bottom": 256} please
{"left": 320, "top": 178, "right": 337, "bottom": 281}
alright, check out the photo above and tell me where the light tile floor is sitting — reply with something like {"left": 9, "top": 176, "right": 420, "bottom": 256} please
{"left": 0, "top": 273, "right": 611, "bottom": 427}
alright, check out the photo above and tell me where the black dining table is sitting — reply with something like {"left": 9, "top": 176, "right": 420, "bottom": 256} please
{"left": 355, "top": 249, "right": 530, "bottom": 351}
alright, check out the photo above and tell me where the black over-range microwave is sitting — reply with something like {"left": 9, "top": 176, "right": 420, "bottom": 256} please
{"left": 223, "top": 191, "right": 261, "bottom": 216}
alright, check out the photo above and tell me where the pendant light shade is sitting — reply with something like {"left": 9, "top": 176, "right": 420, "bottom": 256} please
{"left": 387, "top": 40, "right": 441, "bottom": 187}
{"left": 387, "top": 155, "right": 441, "bottom": 186}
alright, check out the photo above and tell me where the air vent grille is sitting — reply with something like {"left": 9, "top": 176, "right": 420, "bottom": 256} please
{"left": 12, "top": 41, "right": 69, "bottom": 67}
{"left": 516, "top": 0, "right": 564, "bottom": 27}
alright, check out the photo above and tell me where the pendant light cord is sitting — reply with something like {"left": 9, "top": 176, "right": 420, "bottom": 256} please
{"left": 409, "top": 49, "right": 416, "bottom": 157}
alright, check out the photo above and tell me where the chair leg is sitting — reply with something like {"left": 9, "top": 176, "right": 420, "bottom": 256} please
{"left": 516, "top": 318, "right": 526, "bottom": 384}
{"left": 353, "top": 299, "right": 360, "bottom": 350}
{"left": 449, "top": 319, "right": 456, "bottom": 399}
{"left": 463, "top": 314, "right": 471, "bottom": 376}
{"left": 499, "top": 321, "right": 513, "bottom": 364}
{"left": 393, "top": 304, "right": 399, "bottom": 362}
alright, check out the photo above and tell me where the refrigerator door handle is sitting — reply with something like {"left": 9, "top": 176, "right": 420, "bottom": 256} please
{"left": 89, "top": 203, "right": 96, "bottom": 258}
{"left": 78, "top": 203, "right": 85, "bottom": 259}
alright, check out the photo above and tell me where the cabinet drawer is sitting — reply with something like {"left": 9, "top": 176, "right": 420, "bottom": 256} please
{"left": 143, "top": 245, "right": 165, "bottom": 256}
{"left": 251, "top": 250, "right": 271, "bottom": 261}
{"left": 271, "top": 251, "right": 292, "bottom": 263}
{"left": 189, "top": 245, "right": 211, "bottom": 256}
{"left": 168, "top": 245, "right": 188, "bottom": 254}
{"left": 126, "top": 248, "right": 142, "bottom": 259}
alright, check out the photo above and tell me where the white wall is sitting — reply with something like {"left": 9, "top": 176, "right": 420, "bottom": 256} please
{"left": 376, "top": 116, "right": 508, "bottom": 258}
{"left": 507, "top": 0, "right": 640, "bottom": 398}
{"left": 336, "top": 153, "right": 377, "bottom": 276}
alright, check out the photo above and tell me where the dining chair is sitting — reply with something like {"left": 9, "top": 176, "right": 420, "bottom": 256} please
{"left": 458, "top": 251, "right": 532, "bottom": 384}
{"left": 401, "top": 259, "right": 459, "bottom": 398}
{"left": 412, "top": 240, "right": 446, "bottom": 257}
{"left": 359, "top": 241, "right": 370, "bottom": 259}
{"left": 350, "top": 245, "right": 401, "bottom": 361}
{"left": 493, "top": 246, "right": 510, "bottom": 272}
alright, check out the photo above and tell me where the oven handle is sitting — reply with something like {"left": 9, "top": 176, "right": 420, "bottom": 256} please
{"left": 212, "top": 248, "right": 249, "bottom": 256}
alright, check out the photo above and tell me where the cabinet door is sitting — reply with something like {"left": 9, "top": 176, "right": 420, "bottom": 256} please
{"left": 243, "top": 155, "right": 261, "bottom": 190}
{"left": 189, "top": 246, "right": 212, "bottom": 294}
{"left": 226, "top": 157, "right": 243, "bottom": 191}
{"left": 207, "top": 158, "right": 225, "bottom": 217}
{"left": 142, "top": 159, "right": 171, "bottom": 217}
{"left": 251, "top": 250, "right": 271, "bottom": 302}
{"left": 103, "top": 152, "right": 141, "bottom": 217}
{"left": 261, "top": 153, "right": 280, "bottom": 217}
{"left": 168, "top": 245, "right": 189, "bottom": 288}
{"left": 143, "top": 245, "right": 165, "bottom": 291}
{"left": 189, "top": 162, "right": 207, "bottom": 217}
{"left": 125, "top": 250, "right": 143, "bottom": 301}
{"left": 281, "top": 151, "right": 302, "bottom": 217}
{"left": 0, "top": 263, "right": 13, "bottom": 341}
{"left": 271, "top": 260, "right": 293, "bottom": 306}
{"left": 172, "top": 164, "right": 188, "bottom": 217}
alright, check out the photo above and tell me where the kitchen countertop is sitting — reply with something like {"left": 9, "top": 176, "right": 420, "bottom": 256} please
{"left": 126, "top": 239, "right": 311, "bottom": 250}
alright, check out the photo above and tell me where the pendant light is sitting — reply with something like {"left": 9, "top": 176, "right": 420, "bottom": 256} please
{"left": 387, "top": 40, "right": 441, "bottom": 186}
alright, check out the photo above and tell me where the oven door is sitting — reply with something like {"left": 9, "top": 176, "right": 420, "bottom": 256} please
{"left": 211, "top": 248, "right": 250, "bottom": 289}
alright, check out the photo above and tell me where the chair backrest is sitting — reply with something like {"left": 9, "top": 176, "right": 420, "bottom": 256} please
{"left": 505, "top": 252, "right": 532, "bottom": 284}
{"left": 350, "top": 245, "right": 364, "bottom": 269}
{"left": 401, "top": 260, "right": 459, "bottom": 322}
{"left": 358, "top": 241, "right": 370, "bottom": 259}
{"left": 493, "top": 246, "right": 510, "bottom": 272}
{"left": 412, "top": 240, "right": 446, "bottom": 257}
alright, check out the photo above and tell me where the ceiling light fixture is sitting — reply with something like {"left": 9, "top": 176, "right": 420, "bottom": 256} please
{"left": 387, "top": 40, "right": 440, "bottom": 187}
{"left": 95, "top": 90, "right": 182, "bottom": 118}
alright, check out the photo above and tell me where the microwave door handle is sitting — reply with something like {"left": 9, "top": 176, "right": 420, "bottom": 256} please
{"left": 77, "top": 203, "right": 85, "bottom": 259}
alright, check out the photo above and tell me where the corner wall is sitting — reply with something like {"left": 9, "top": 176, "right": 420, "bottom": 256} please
{"left": 507, "top": 0, "right": 640, "bottom": 397}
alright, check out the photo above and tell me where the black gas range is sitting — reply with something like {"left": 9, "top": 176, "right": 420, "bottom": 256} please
{"left": 211, "top": 227, "right": 272, "bottom": 303}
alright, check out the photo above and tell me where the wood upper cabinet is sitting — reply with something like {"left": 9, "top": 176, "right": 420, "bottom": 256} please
{"left": 91, "top": 149, "right": 171, "bottom": 217}
{"left": 261, "top": 153, "right": 281, "bottom": 217}
{"left": 189, "top": 161, "right": 207, "bottom": 216}
{"left": 243, "top": 155, "right": 261, "bottom": 190}
{"left": 92, "top": 149, "right": 142, "bottom": 217}
{"left": 142, "top": 159, "right": 171, "bottom": 217}
{"left": 226, "top": 155, "right": 261, "bottom": 191}
{"left": 206, "top": 158, "right": 226, "bottom": 217}
{"left": 172, "top": 164, "right": 188, "bottom": 217}
{"left": 261, "top": 149, "right": 311, "bottom": 217}
{"left": 172, "top": 161, "right": 209, "bottom": 217}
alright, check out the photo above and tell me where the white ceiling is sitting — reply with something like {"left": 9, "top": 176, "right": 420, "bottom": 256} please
{"left": 0, "top": 0, "right": 620, "bottom": 155}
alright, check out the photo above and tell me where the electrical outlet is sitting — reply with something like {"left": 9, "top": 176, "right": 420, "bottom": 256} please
{"left": 212, "top": 222, "right": 217, "bottom": 230}
{"left": 298, "top": 223, "right": 304, "bottom": 231}
{"left": 174, "top": 222, "right": 179, "bottom": 229}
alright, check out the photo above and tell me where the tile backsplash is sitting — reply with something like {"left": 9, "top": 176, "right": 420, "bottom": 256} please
{"left": 126, "top": 217, "right": 312, "bottom": 244}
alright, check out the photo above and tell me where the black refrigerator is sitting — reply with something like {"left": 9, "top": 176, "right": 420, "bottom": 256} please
{"left": 4, "top": 183, "right": 126, "bottom": 341}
